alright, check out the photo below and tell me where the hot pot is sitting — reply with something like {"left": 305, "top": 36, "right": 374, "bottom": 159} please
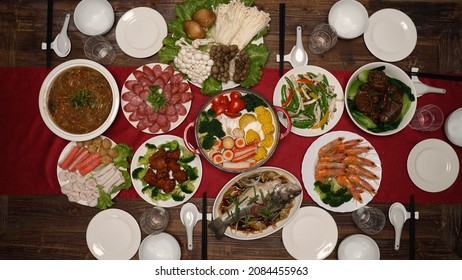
{"left": 183, "top": 88, "right": 291, "bottom": 173}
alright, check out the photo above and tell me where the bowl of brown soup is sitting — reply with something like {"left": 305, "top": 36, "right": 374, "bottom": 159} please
{"left": 39, "top": 59, "right": 119, "bottom": 141}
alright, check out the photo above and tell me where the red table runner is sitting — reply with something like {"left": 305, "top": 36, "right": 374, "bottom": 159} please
{"left": 1, "top": 66, "right": 461, "bottom": 204}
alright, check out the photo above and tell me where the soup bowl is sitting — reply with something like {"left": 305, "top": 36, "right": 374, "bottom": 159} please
{"left": 39, "top": 59, "right": 119, "bottom": 141}
{"left": 183, "top": 89, "right": 291, "bottom": 173}
{"left": 74, "top": 0, "right": 115, "bottom": 36}
{"left": 345, "top": 62, "right": 417, "bottom": 136}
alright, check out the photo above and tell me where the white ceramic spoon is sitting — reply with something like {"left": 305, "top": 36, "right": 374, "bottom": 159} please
{"left": 276, "top": 26, "right": 308, "bottom": 68}
{"left": 388, "top": 202, "right": 410, "bottom": 250}
{"left": 42, "top": 14, "right": 71, "bottom": 57}
{"left": 180, "top": 203, "right": 199, "bottom": 250}
{"left": 411, "top": 67, "right": 446, "bottom": 97}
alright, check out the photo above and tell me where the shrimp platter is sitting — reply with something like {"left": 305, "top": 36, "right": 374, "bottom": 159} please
{"left": 302, "top": 131, "right": 382, "bottom": 212}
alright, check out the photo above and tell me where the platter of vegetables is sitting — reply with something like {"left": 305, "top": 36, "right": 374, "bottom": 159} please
{"left": 184, "top": 89, "right": 291, "bottom": 173}
{"left": 131, "top": 135, "right": 202, "bottom": 207}
{"left": 345, "top": 62, "right": 417, "bottom": 136}
{"left": 273, "top": 65, "right": 344, "bottom": 137}
{"left": 57, "top": 135, "right": 134, "bottom": 210}
{"left": 158, "top": 0, "right": 270, "bottom": 95}
{"left": 302, "top": 131, "right": 382, "bottom": 213}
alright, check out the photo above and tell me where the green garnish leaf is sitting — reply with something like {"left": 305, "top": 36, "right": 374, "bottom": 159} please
{"left": 71, "top": 89, "right": 95, "bottom": 110}
{"left": 146, "top": 86, "right": 168, "bottom": 111}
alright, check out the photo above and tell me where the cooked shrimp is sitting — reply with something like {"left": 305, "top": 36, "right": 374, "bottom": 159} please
{"left": 336, "top": 175, "right": 363, "bottom": 203}
{"left": 315, "top": 168, "right": 346, "bottom": 183}
{"left": 342, "top": 155, "right": 376, "bottom": 167}
{"left": 318, "top": 153, "right": 347, "bottom": 163}
{"left": 318, "top": 137, "right": 344, "bottom": 157}
{"left": 344, "top": 146, "right": 373, "bottom": 155}
{"left": 315, "top": 161, "right": 346, "bottom": 171}
{"left": 332, "top": 138, "right": 363, "bottom": 153}
{"left": 346, "top": 174, "right": 376, "bottom": 195}
{"left": 346, "top": 164, "right": 379, "bottom": 180}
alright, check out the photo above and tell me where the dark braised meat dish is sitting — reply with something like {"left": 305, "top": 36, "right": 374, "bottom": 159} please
{"left": 144, "top": 148, "right": 188, "bottom": 193}
{"left": 354, "top": 70, "right": 403, "bottom": 124}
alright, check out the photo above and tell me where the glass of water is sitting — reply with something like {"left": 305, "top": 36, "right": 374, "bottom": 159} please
{"left": 308, "top": 23, "right": 338, "bottom": 54}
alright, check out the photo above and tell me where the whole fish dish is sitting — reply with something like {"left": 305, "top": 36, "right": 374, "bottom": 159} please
{"left": 210, "top": 167, "right": 303, "bottom": 240}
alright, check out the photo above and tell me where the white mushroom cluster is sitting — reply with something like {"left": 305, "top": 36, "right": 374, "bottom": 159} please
{"left": 174, "top": 38, "right": 214, "bottom": 85}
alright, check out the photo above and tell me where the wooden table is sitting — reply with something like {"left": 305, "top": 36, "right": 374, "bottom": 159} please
{"left": 1, "top": 0, "right": 462, "bottom": 260}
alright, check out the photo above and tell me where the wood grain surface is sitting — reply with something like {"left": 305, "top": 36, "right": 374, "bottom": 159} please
{"left": 0, "top": 0, "right": 461, "bottom": 260}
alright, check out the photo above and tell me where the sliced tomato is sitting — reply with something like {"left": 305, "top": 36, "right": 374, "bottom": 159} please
{"left": 223, "top": 111, "right": 241, "bottom": 118}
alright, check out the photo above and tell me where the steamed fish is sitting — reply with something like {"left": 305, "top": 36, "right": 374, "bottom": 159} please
{"left": 209, "top": 170, "right": 302, "bottom": 239}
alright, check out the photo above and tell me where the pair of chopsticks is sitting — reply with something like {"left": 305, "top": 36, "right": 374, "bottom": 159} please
{"left": 409, "top": 194, "right": 416, "bottom": 260}
{"left": 201, "top": 192, "right": 207, "bottom": 260}
{"left": 407, "top": 71, "right": 462, "bottom": 82}
{"left": 46, "top": 0, "right": 54, "bottom": 68}
{"left": 279, "top": 3, "right": 286, "bottom": 77}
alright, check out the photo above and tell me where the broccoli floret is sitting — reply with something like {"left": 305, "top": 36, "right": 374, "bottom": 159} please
{"left": 138, "top": 143, "right": 158, "bottom": 165}
{"left": 132, "top": 167, "right": 147, "bottom": 183}
{"left": 179, "top": 181, "right": 195, "bottom": 194}
{"left": 159, "top": 140, "right": 179, "bottom": 151}
{"left": 314, "top": 180, "right": 352, "bottom": 207}
{"left": 198, "top": 111, "right": 225, "bottom": 150}
{"left": 142, "top": 185, "right": 172, "bottom": 201}
{"left": 179, "top": 145, "right": 196, "bottom": 163}
{"left": 171, "top": 188, "right": 185, "bottom": 201}
{"left": 178, "top": 162, "right": 199, "bottom": 181}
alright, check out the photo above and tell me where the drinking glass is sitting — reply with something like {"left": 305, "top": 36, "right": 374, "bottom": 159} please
{"left": 308, "top": 23, "right": 338, "bottom": 54}
{"left": 352, "top": 206, "right": 386, "bottom": 235}
{"left": 84, "top": 36, "right": 116, "bottom": 65}
{"left": 409, "top": 104, "right": 444, "bottom": 131}
{"left": 140, "top": 206, "right": 169, "bottom": 235}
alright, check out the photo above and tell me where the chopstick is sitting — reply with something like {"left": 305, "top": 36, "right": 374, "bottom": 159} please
{"left": 201, "top": 192, "right": 207, "bottom": 260}
{"left": 409, "top": 194, "right": 416, "bottom": 260}
{"left": 279, "top": 3, "right": 286, "bottom": 77}
{"left": 407, "top": 71, "right": 462, "bottom": 82}
{"left": 46, "top": 0, "right": 53, "bottom": 68}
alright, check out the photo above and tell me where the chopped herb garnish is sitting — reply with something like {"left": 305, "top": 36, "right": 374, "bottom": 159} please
{"left": 71, "top": 89, "right": 95, "bottom": 110}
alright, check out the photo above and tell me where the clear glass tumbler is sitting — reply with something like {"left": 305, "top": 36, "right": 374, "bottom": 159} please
{"left": 352, "top": 206, "right": 386, "bottom": 235}
{"left": 84, "top": 36, "right": 116, "bottom": 65}
{"left": 308, "top": 23, "right": 338, "bottom": 54}
{"left": 140, "top": 206, "right": 169, "bottom": 235}
{"left": 409, "top": 104, "right": 444, "bottom": 131}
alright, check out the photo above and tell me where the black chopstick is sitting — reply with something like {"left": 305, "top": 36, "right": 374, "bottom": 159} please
{"left": 279, "top": 3, "right": 286, "bottom": 77}
{"left": 407, "top": 71, "right": 462, "bottom": 82}
{"left": 201, "top": 192, "right": 207, "bottom": 260}
{"left": 46, "top": 0, "right": 53, "bottom": 68}
{"left": 409, "top": 194, "right": 416, "bottom": 260}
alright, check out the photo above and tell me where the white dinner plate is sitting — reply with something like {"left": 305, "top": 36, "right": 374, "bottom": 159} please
{"left": 212, "top": 167, "right": 303, "bottom": 240}
{"left": 57, "top": 136, "right": 121, "bottom": 207}
{"left": 120, "top": 63, "right": 192, "bottom": 134}
{"left": 407, "top": 138, "right": 459, "bottom": 193}
{"left": 301, "top": 130, "right": 382, "bottom": 213}
{"left": 364, "top": 8, "right": 417, "bottom": 62}
{"left": 273, "top": 65, "right": 344, "bottom": 137}
{"left": 131, "top": 135, "right": 202, "bottom": 207}
{"left": 116, "top": 7, "right": 167, "bottom": 58}
{"left": 282, "top": 206, "right": 338, "bottom": 260}
{"left": 86, "top": 208, "right": 141, "bottom": 260}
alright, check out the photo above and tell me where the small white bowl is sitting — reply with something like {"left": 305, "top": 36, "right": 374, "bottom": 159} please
{"left": 445, "top": 108, "right": 462, "bottom": 147}
{"left": 74, "top": 0, "right": 114, "bottom": 36}
{"left": 328, "top": 0, "right": 369, "bottom": 39}
{"left": 345, "top": 62, "right": 417, "bottom": 136}
{"left": 338, "top": 234, "right": 380, "bottom": 260}
{"left": 138, "top": 233, "right": 181, "bottom": 260}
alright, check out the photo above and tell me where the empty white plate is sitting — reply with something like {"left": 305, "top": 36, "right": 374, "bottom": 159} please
{"left": 364, "top": 9, "right": 417, "bottom": 62}
{"left": 86, "top": 208, "right": 141, "bottom": 260}
{"left": 407, "top": 138, "right": 459, "bottom": 192}
{"left": 116, "top": 7, "right": 167, "bottom": 58}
